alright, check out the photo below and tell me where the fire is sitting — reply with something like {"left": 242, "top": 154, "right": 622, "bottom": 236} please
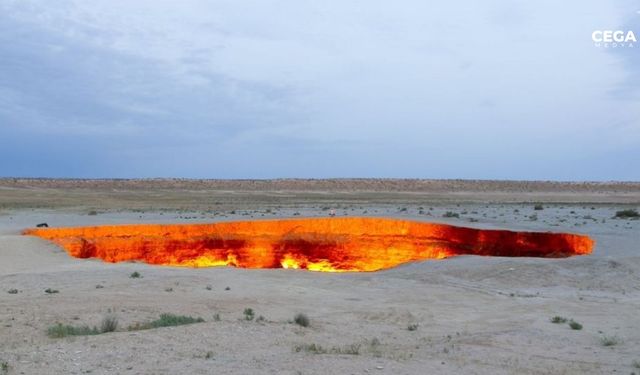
{"left": 23, "top": 217, "right": 594, "bottom": 272}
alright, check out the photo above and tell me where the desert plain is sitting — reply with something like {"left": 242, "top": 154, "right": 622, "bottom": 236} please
{"left": 1, "top": 178, "right": 639, "bottom": 375}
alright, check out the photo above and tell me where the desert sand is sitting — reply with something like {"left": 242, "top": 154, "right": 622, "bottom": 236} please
{"left": 1, "top": 179, "right": 639, "bottom": 374}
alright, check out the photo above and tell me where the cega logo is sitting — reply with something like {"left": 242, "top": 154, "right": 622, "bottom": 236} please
{"left": 592, "top": 30, "right": 636, "bottom": 47}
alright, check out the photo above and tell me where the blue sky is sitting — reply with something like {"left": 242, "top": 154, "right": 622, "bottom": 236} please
{"left": 1, "top": 1, "right": 639, "bottom": 180}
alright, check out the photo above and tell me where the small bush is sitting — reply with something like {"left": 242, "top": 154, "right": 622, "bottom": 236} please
{"left": 568, "top": 320, "right": 583, "bottom": 330}
{"left": 100, "top": 315, "right": 118, "bottom": 333}
{"left": 130, "top": 271, "right": 141, "bottom": 279}
{"left": 243, "top": 308, "right": 255, "bottom": 321}
{"left": 1, "top": 361, "right": 8, "bottom": 374}
{"left": 632, "top": 360, "right": 640, "bottom": 369}
{"left": 293, "top": 313, "right": 310, "bottom": 327}
{"left": 443, "top": 211, "right": 459, "bottom": 218}
{"left": 7, "top": 289, "right": 18, "bottom": 294}
{"left": 407, "top": 323, "right": 419, "bottom": 331}
{"left": 128, "top": 313, "right": 204, "bottom": 331}
{"left": 213, "top": 313, "right": 221, "bottom": 321}
{"left": 551, "top": 316, "right": 567, "bottom": 324}
{"left": 600, "top": 335, "right": 621, "bottom": 346}
{"left": 88, "top": 210, "right": 98, "bottom": 216}
{"left": 534, "top": 204, "right": 544, "bottom": 211}
{"left": 614, "top": 209, "right": 639, "bottom": 219}
{"left": 44, "top": 288, "right": 59, "bottom": 294}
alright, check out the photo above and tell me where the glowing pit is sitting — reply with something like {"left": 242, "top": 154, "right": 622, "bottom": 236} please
{"left": 23, "top": 217, "right": 594, "bottom": 272}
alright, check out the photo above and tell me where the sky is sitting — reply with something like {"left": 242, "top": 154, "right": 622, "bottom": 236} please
{"left": 0, "top": 1, "right": 639, "bottom": 180}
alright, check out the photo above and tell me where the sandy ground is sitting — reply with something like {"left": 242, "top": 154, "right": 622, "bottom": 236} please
{"left": 1, "top": 180, "right": 640, "bottom": 374}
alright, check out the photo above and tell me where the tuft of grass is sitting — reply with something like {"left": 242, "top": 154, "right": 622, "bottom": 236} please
{"left": 534, "top": 204, "right": 544, "bottom": 210}
{"left": 129, "top": 271, "right": 141, "bottom": 279}
{"left": 7, "top": 289, "right": 18, "bottom": 294}
{"left": 293, "top": 313, "right": 310, "bottom": 328}
{"left": 600, "top": 335, "right": 621, "bottom": 347}
{"left": 243, "top": 308, "right": 255, "bottom": 321}
{"left": 632, "top": 360, "right": 640, "bottom": 369}
{"left": 213, "top": 313, "right": 221, "bottom": 322}
{"left": 442, "top": 211, "right": 459, "bottom": 218}
{"left": 293, "top": 343, "right": 360, "bottom": 355}
{"left": 1, "top": 361, "right": 8, "bottom": 374}
{"left": 100, "top": 315, "right": 118, "bottom": 333}
{"left": 256, "top": 315, "right": 266, "bottom": 323}
{"left": 614, "top": 209, "right": 639, "bottom": 219}
{"left": 44, "top": 288, "right": 59, "bottom": 294}
{"left": 87, "top": 210, "right": 98, "bottom": 216}
{"left": 568, "top": 320, "right": 583, "bottom": 330}
{"left": 551, "top": 316, "right": 567, "bottom": 324}
{"left": 407, "top": 323, "right": 419, "bottom": 331}
{"left": 128, "top": 313, "right": 204, "bottom": 331}
{"left": 205, "top": 285, "right": 212, "bottom": 291}
{"left": 47, "top": 323, "right": 100, "bottom": 338}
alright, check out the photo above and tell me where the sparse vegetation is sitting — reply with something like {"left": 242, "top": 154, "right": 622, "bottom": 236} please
{"left": 568, "top": 320, "right": 583, "bottom": 330}
{"left": 442, "top": 211, "right": 459, "bottom": 218}
{"left": 88, "top": 210, "right": 98, "bottom": 216}
{"left": 632, "top": 360, "right": 640, "bottom": 369}
{"left": 243, "top": 308, "right": 255, "bottom": 321}
{"left": 1, "top": 361, "right": 8, "bottom": 375}
{"left": 48, "top": 323, "right": 100, "bottom": 338}
{"left": 130, "top": 271, "right": 141, "bottom": 278}
{"left": 128, "top": 313, "right": 204, "bottom": 331}
{"left": 407, "top": 323, "right": 419, "bottom": 331}
{"left": 551, "top": 316, "right": 567, "bottom": 324}
{"left": 213, "top": 313, "right": 221, "bottom": 321}
{"left": 614, "top": 209, "right": 639, "bottom": 219}
{"left": 44, "top": 288, "right": 59, "bottom": 294}
{"left": 48, "top": 315, "right": 119, "bottom": 338}
{"left": 293, "top": 313, "right": 310, "bottom": 327}
{"left": 7, "top": 289, "right": 18, "bottom": 294}
{"left": 534, "top": 204, "right": 544, "bottom": 210}
{"left": 293, "top": 343, "right": 360, "bottom": 355}
{"left": 600, "top": 335, "right": 621, "bottom": 346}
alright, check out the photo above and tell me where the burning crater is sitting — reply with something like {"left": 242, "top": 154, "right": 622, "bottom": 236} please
{"left": 23, "top": 217, "right": 593, "bottom": 272}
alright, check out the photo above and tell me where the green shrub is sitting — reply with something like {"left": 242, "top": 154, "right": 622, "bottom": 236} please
{"left": 614, "top": 209, "right": 639, "bottom": 219}
{"left": 243, "top": 308, "right": 255, "bottom": 321}
{"left": 568, "top": 320, "right": 582, "bottom": 330}
{"left": 600, "top": 335, "right": 621, "bottom": 346}
{"left": 130, "top": 271, "right": 141, "bottom": 278}
{"left": 550, "top": 316, "right": 567, "bottom": 324}
{"left": 128, "top": 313, "right": 204, "bottom": 331}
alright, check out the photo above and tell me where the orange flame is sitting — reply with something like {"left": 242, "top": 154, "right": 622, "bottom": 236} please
{"left": 23, "top": 217, "right": 594, "bottom": 272}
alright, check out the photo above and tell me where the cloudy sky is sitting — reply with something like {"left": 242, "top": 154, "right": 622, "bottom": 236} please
{"left": 1, "top": 1, "right": 638, "bottom": 180}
